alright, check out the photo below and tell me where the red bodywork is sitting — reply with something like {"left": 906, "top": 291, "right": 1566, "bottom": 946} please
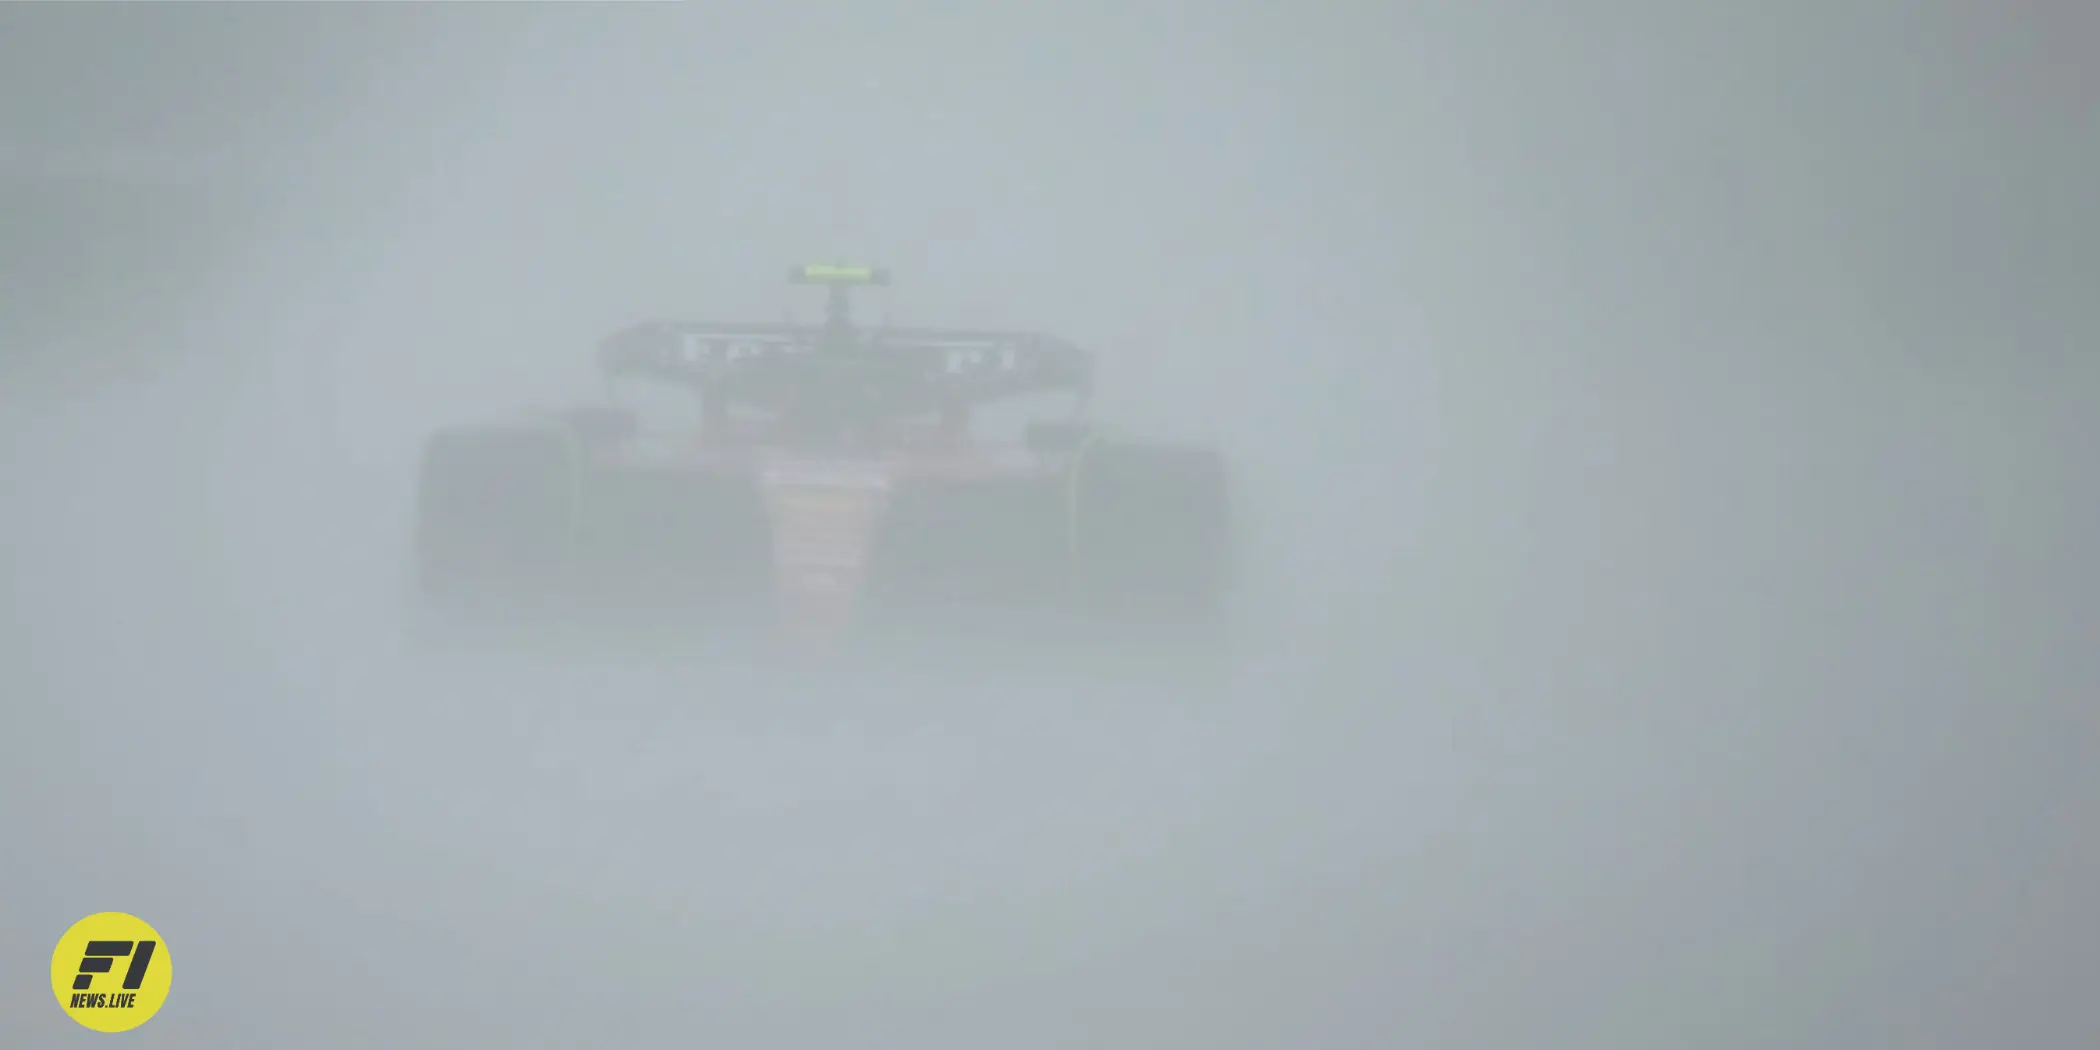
{"left": 589, "top": 308, "right": 1095, "bottom": 643}
{"left": 592, "top": 420, "right": 1072, "bottom": 642}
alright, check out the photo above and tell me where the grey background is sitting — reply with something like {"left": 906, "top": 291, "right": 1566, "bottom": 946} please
{"left": 1, "top": 3, "right": 2095, "bottom": 1048}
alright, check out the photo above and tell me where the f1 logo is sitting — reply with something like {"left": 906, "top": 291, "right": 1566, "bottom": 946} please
{"left": 73, "top": 939, "right": 156, "bottom": 992}
{"left": 51, "top": 913, "right": 173, "bottom": 1032}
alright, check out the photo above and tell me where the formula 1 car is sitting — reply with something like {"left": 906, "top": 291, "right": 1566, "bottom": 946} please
{"left": 412, "top": 264, "right": 1235, "bottom": 671}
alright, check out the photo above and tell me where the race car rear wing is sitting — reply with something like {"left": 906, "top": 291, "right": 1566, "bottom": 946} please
{"left": 597, "top": 321, "right": 1095, "bottom": 405}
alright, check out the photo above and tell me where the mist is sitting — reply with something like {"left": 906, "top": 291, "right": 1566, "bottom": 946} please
{"left": 3, "top": 3, "right": 2095, "bottom": 1048}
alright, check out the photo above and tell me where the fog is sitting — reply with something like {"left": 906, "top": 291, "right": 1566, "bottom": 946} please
{"left": 3, "top": 3, "right": 2095, "bottom": 1047}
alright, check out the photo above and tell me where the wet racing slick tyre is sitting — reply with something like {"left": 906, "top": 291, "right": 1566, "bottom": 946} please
{"left": 856, "top": 476, "right": 1073, "bottom": 673}
{"left": 567, "top": 470, "right": 773, "bottom": 649}
{"left": 411, "top": 424, "right": 580, "bottom": 646}
{"left": 1066, "top": 439, "right": 1237, "bottom": 683}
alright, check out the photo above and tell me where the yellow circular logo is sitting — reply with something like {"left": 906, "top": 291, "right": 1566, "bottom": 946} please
{"left": 50, "top": 913, "right": 172, "bottom": 1033}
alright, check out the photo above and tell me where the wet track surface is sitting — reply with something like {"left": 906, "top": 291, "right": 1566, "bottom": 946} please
{"left": 4, "top": 364, "right": 2096, "bottom": 1050}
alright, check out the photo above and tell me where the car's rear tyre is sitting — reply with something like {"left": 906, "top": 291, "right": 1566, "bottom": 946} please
{"left": 1071, "top": 440, "right": 1233, "bottom": 612}
{"left": 413, "top": 424, "right": 580, "bottom": 632}
{"left": 1067, "top": 439, "right": 1237, "bottom": 682}
{"left": 852, "top": 440, "right": 1236, "bottom": 684}
{"left": 571, "top": 471, "right": 773, "bottom": 630}
{"left": 863, "top": 477, "right": 1068, "bottom": 624}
